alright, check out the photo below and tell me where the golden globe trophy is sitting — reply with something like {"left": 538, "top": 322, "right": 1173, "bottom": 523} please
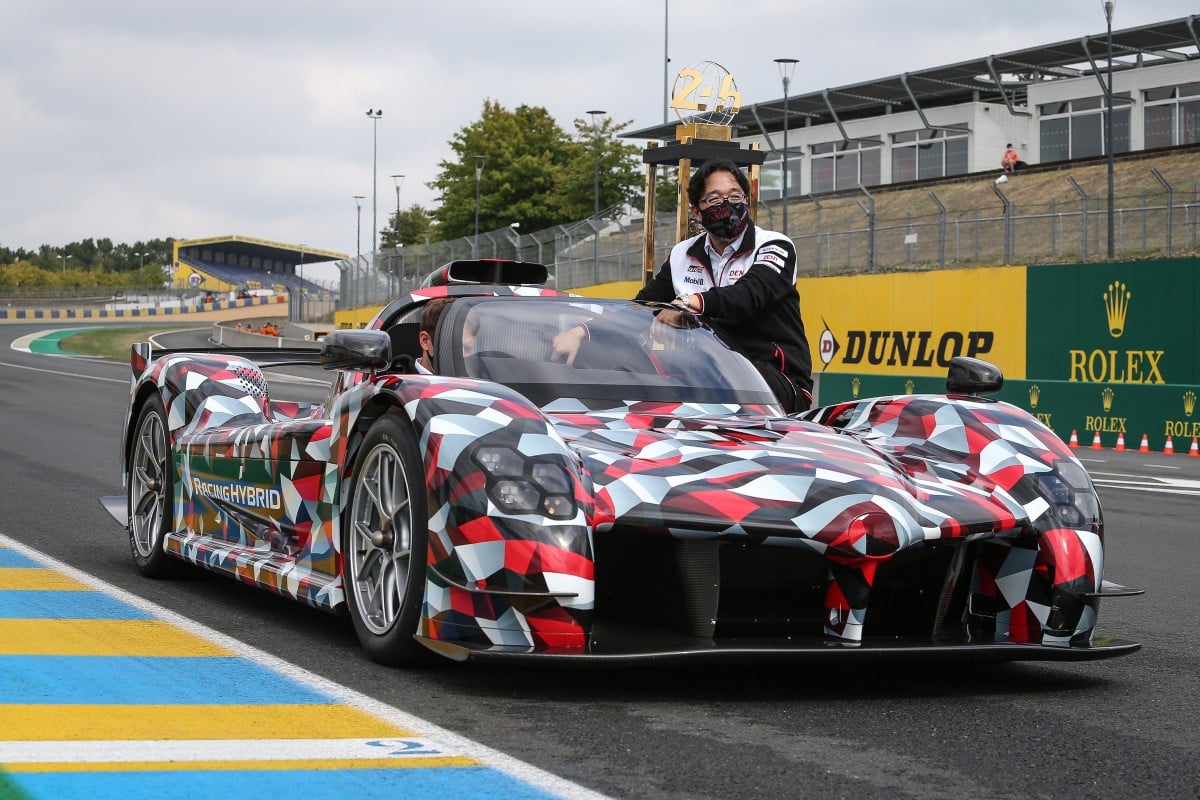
{"left": 642, "top": 62, "right": 764, "bottom": 285}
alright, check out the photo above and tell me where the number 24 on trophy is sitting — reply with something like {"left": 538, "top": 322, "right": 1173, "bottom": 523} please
{"left": 670, "top": 61, "right": 742, "bottom": 125}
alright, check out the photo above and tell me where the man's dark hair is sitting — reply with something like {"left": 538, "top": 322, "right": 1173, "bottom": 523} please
{"left": 687, "top": 160, "right": 752, "bottom": 207}
{"left": 419, "top": 296, "right": 454, "bottom": 335}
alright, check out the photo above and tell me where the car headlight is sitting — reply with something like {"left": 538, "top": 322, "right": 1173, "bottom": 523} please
{"left": 1034, "top": 459, "right": 1100, "bottom": 531}
{"left": 471, "top": 446, "right": 577, "bottom": 519}
{"left": 476, "top": 446, "right": 526, "bottom": 477}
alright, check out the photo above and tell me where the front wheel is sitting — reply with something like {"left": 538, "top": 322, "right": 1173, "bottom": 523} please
{"left": 128, "top": 395, "right": 176, "bottom": 577}
{"left": 342, "top": 411, "right": 430, "bottom": 666}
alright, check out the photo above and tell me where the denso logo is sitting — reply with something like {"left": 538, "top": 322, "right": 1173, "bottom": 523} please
{"left": 841, "top": 330, "right": 994, "bottom": 367}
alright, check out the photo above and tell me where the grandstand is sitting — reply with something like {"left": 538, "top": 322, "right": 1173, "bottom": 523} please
{"left": 171, "top": 236, "right": 344, "bottom": 296}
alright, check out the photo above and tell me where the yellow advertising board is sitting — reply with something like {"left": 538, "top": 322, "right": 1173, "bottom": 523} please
{"left": 801, "top": 267, "right": 1028, "bottom": 379}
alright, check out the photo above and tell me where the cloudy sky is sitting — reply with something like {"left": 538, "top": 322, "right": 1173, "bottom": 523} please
{"left": 1, "top": 1, "right": 1190, "bottom": 261}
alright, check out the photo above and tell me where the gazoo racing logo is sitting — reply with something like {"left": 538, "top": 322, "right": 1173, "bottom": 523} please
{"left": 190, "top": 478, "right": 282, "bottom": 510}
{"left": 818, "top": 319, "right": 993, "bottom": 370}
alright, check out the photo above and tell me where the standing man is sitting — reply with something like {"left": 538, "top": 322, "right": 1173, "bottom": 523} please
{"left": 638, "top": 160, "right": 813, "bottom": 413}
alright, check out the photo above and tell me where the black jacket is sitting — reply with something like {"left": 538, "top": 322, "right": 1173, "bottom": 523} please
{"left": 635, "top": 225, "right": 813, "bottom": 401}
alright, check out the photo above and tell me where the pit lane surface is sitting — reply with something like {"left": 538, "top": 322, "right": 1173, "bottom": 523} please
{"left": 3, "top": 322, "right": 1199, "bottom": 799}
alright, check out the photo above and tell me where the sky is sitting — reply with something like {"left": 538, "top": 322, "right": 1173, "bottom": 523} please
{"left": 1, "top": 0, "right": 1191, "bottom": 267}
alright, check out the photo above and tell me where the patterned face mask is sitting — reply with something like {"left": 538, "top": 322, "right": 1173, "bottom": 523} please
{"left": 698, "top": 200, "right": 750, "bottom": 240}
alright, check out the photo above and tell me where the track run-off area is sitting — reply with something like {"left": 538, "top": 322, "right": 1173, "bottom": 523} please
{"left": 0, "top": 535, "right": 604, "bottom": 800}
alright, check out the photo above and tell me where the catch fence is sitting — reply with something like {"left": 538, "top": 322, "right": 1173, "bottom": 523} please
{"left": 331, "top": 166, "right": 1200, "bottom": 313}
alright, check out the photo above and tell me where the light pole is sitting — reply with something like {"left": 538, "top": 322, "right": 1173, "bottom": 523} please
{"left": 298, "top": 246, "right": 305, "bottom": 322}
{"left": 390, "top": 174, "right": 405, "bottom": 294}
{"left": 1103, "top": 1, "right": 1115, "bottom": 259}
{"left": 60, "top": 254, "right": 72, "bottom": 273}
{"left": 473, "top": 155, "right": 485, "bottom": 258}
{"left": 354, "top": 195, "right": 365, "bottom": 308}
{"left": 366, "top": 109, "right": 382, "bottom": 259}
{"left": 133, "top": 251, "right": 144, "bottom": 269}
{"left": 662, "top": 1, "right": 669, "bottom": 124}
{"left": 588, "top": 110, "right": 606, "bottom": 282}
{"left": 775, "top": 58, "right": 799, "bottom": 238}
{"left": 390, "top": 174, "right": 405, "bottom": 247}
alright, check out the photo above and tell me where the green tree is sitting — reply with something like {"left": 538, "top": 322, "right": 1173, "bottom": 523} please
{"left": 429, "top": 102, "right": 652, "bottom": 242}
{"left": 554, "top": 116, "right": 646, "bottom": 222}
{"left": 430, "top": 100, "right": 579, "bottom": 241}
{"left": 383, "top": 204, "right": 436, "bottom": 248}
{"left": 653, "top": 165, "right": 680, "bottom": 214}
{"left": 0, "top": 260, "right": 48, "bottom": 289}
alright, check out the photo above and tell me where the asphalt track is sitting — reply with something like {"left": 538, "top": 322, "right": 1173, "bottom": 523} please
{"left": 2, "top": 321, "right": 1199, "bottom": 799}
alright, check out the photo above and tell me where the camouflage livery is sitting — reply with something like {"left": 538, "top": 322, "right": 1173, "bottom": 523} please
{"left": 103, "top": 261, "right": 1139, "bottom": 665}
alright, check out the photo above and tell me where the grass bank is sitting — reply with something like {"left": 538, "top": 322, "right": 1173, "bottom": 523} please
{"left": 59, "top": 326, "right": 182, "bottom": 360}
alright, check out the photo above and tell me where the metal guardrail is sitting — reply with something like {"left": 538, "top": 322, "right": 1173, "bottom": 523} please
{"left": 333, "top": 176, "right": 1200, "bottom": 309}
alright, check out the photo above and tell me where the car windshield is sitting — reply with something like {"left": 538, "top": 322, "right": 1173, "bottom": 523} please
{"left": 436, "top": 296, "right": 778, "bottom": 408}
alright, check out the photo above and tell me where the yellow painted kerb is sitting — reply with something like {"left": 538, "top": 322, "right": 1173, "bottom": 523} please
{"left": 0, "top": 620, "right": 233, "bottom": 656}
{"left": 0, "top": 704, "right": 417, "bottom": 740}
{"left": 0, "top": 568, "right": 91, "bottom": 591}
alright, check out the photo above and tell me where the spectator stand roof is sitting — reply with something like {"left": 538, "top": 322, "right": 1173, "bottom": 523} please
{"left": 626, "top": 16, "right": 1200, "bottom": 146}
{"left": 173, "top": 235, "right": 345, "bottom": 267}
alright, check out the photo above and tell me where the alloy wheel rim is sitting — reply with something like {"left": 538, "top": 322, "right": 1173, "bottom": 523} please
{"left": 130, "top": 412, "right": 166, "bottom": 557}
{"left": 349, "top": 442, "right": 413, "bottom": 635}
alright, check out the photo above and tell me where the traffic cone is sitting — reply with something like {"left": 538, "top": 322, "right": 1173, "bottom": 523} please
{"left": 1164, "top": 435, "right": 1175, "bottom": 455}
{"left": 1068, "top": 430, "right": 1080, "bottom": 448}
{"left": 1138, "top": 434, "right": 1150, "bottom": 453}
{"left": 1113, "top": 432, "right": 1126, "bottom": 452}
{"left": 1189, "top": 437, "right": 1199, "bottom": 457}
{"left": 1090, "top": 431, "right": 1103, "bottom": 449}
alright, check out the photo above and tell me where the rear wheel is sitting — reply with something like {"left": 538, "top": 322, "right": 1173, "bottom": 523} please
{"left": 128, "top": 396, "right": 176, "bottom": 577}
{"left": 343, "top": 411, "right": 430, "bottom": 666}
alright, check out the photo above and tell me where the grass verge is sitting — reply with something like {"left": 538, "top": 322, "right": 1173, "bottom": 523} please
{"left": 59, "top": 326, "right": 182, "bottom": 359}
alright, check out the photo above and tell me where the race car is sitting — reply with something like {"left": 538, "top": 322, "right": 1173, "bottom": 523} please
{"left": 101, "top": 259, "right": 1141, "bottom": 666}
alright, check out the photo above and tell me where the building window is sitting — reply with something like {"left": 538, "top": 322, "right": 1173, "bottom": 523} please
{"left": 811, "top": 140, "right": 880, "bottom": 193}
{"left": 1039, "top": 95, "right": 1129, "bottom": 160}
{"left": 1145, "top": 104, "right": 1176, "bottom": 148}
{"left": 1041, "top": 117, "right": 1070, "bottom": 161}
{"left": 917, "top": 139, "right": 944, "bottom": 180}
{"left": 892, "top": 145, "right": 916, "bottom": 182}
{"left": 891, "top": 128, "right": 967, "bottom": 181}
{"left": 760, "top": 156, "right": 802, "bottom": 200}
{"left": 1183, "top": 99, "right": 1200, "bottom": 144}
{"left": 1072, "top": 113, "right": 1103, "bottom": 158}
{"left": 1143, "top": 85, "right": 1200, "bottom": 148}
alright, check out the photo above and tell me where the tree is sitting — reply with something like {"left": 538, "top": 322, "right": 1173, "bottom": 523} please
{"left": 554, "top": 116, "right": 646, "bottom": 222}
{"left": 653, "top": 165, "right": 680, "bottom": 214}
{"left": 429, "top": 100, "right": 580, "bottom": 241}
{"left": 382, "top": 204, "right": 436, "bottom": 248}
{"left": 0, "top": 260, "right": 47, "bottom": 289}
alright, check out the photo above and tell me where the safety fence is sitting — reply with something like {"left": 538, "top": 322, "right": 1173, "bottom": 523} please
{"left": 785, "top": 184, "right": 1200, "bottom": 276}
{"left": 331, "top": 161, "right": 1200, "bottom": 312}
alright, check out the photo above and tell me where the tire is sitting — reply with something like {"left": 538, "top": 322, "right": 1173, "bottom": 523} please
{"left": 342, "top": 411, "right": 430, "bottom": 666}
{"left": 128, "top": 395, "right": 176, "bottom": 577}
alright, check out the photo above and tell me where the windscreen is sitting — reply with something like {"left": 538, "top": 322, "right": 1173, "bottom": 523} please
{"left": 435, "top": 296, "right": 778, "bottom": 408}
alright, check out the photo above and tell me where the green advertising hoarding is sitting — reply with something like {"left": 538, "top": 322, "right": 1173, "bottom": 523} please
{"left": 1025, "top": 259, "right": 1199, "bottom": 451}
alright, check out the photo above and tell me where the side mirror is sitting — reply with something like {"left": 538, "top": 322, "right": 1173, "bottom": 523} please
{"left": 946, "top": 356, "right": 1003, "bottom": 396}
{"left": 320, "top": 330, "right": 392, "bottom": 372}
